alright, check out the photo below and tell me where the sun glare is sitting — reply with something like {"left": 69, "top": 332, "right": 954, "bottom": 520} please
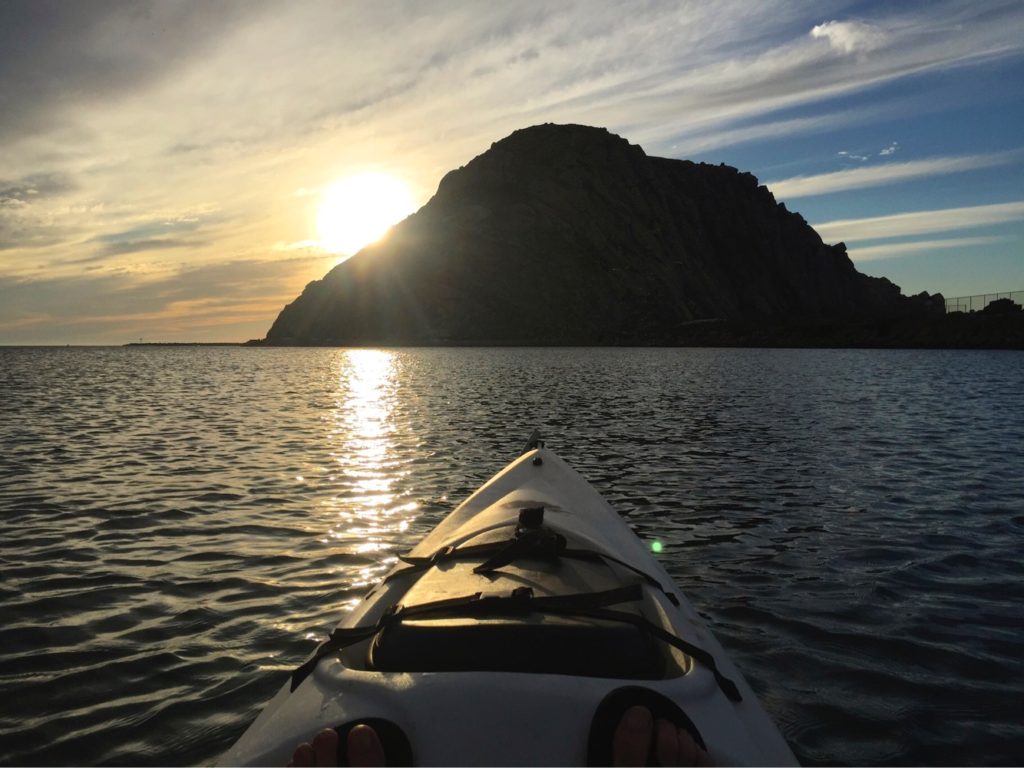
{"left": 317, "top": 173, "right": 416, "bottom": 256}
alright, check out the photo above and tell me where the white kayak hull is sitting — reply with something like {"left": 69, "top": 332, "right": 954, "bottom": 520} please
{"left": 220, "top": 447, "right": 797, "bottom": 766}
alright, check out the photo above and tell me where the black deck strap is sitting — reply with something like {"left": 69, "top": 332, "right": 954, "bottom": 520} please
{"left": 386, "top": 536, "right": 681, "bottom": 610}
{"left": 562, "top": 547, "right": 682, "bottom": 606}
{"left": 333, "top": 718, "right": 414, "bottom": 766}
{"left": 289, "top": 605, "right": 405, "bottom": 693}
{"left": 385, "top": 541, "right": 498, "bottom": 583}
{"left": 290, "top": 624, "right": 378, "bottom": 692}
{"left": 290, "top": 593, "right": 488, "bottom": 692}
{"left": 473, "top": 527, "right": 567, "bottom": 574}
{"left": 394, "top": 584, "right": 643, "bottom": 623}
{"left": 514, "top": 583, "right": 642, "bottom": 612}
{"left": 557, "top": 605, "right": 743, "bottom": 703}
{"left": 396, "top": 541, "right": 496, "bottom": 568}
{"left": 288, "top": 585, "right": 638, "bottom": 692}
{"left": 290, "top": 583, "right": 740, "bottom": 702}
{"left": 395, "top": 591, "right": 487, "bottom": 619}
{"left": 586, "top": 686, "right": 706, "bottom": 766}
{"left": 418, "top": 584, "right": 644, "bottom": 620}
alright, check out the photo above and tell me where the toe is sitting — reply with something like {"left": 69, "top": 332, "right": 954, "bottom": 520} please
{"left": 695, "top": 737, "right": 713, "bottom": 767}
{"left": 677, "top": 727, "right": 714, "bottom": 767}
{"left": 655, "top": 719, "right": 679, "bottom": 766}
{"left": 312, "top": 728, "right": 339, "bottom": 766}
{"left": 612, "top": 705, "right": 653, "bottom": 766}
{"left": 347, "top": 723, "right": 386, "bottom": 767}
{"left": 292, "top": 742, "right": 315, "bottom": 768}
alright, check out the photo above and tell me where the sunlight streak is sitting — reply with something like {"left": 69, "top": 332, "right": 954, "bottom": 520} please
{"left": 320, "top": 350, "right": 421, "bottom": 593}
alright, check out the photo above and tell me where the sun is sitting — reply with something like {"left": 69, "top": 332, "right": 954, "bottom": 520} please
{"left": 317, "top": 173, "right": 416, "bottom": 255}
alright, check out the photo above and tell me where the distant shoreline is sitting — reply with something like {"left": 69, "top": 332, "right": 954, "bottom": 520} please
{"left": 123, "top": 342, "right": 245, "bottom": 347}
{"left": 0, "top": 339, "right": 1021, "bottom": 349}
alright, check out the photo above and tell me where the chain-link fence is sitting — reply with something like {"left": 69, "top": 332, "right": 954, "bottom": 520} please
{"left": 945, "top": 291, "right": 1024, "bottom": 313}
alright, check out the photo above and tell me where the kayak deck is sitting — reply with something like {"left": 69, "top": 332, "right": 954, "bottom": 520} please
{"left": 220, "top": 447, "right": 797, "bottom": 766}
{"left": 368, "top": 559, "right": 668, "bottom": 679}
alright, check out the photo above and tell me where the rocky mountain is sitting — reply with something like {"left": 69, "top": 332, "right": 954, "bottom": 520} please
{"left": 261, "top": 123, "right": 963, "bottom": 347}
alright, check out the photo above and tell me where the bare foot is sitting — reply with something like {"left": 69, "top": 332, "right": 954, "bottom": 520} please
{"left": 612, "top": 705, "right": 713, "bottom": 766}
{"left": 286, "top": 724, "right": 385, "bottom": 767}
{"left": 289, "top": 707, "right": 709, "bottom": 767}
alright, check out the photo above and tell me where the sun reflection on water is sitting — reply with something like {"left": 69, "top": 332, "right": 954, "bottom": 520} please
{"left": 323, "top": 349, "right": 417, "bottom": 593}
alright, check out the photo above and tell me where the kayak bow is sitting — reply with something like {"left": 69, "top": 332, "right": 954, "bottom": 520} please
{"left": 221, "top": 443, "right": 797, "bottom": 766}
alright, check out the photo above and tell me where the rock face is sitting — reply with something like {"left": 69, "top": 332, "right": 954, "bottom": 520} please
{"left": 264, "top": 124, "right": 943, "bottom": 346}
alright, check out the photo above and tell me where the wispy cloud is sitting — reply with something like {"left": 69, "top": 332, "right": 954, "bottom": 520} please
{"left": 0, "top": 172, "right": 77, "bottom": 207}
{"left": 847, "top": 236, "right": 1003, "bottom": 261}
{"left": 95, "top": 215, "right": 212, "bottom": 245}
{"left": 662, "top": 106, "right": 889, "bottom": 156}
{"left": 0, "top": 254, "right": 333, "bottom": 343}
{"left": 814, "top": 201, "right": 1024, "bottom": 243}
{"left": 768, "top": 151, "right": 1020, "bottom": 198}
{"left": 73, "top": 212, "right": 223, "bottom": 260}
{"left": 600, "top": 2, "right": 1024, "bottom": 157}
{"left": 811, "top": 20, "right": 887, "bottom": 54}
{"left": 8, "top": 1, "right": 1023, "bottom": 165}
{"left": 273, "top": 239, "right": 325, "bottom": 252}
{"left": 96, "top": 238, "right": 200, "bottom": 258}
{"left": 0, "top": 1, "right": 263, "bottom": 143}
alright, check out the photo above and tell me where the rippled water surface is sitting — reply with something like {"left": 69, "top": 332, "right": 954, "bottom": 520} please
{"left": 1, "top": 347, "right": 1022, "bottom": 766}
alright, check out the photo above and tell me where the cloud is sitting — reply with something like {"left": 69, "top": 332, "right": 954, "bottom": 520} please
{"left": 5, "top": 2, "right": 1023, "bottom": 164}
{"left": 68, "top": 211, "right": 223, "bottom": 259}
{"left": 95, "top": 215, "right": 212, "bottom": 245}
{"left": 0, "top": 194, "right": 85, "bottom": 251}
{"left": 767, "top": 151, "right": 1020, "bottom": 198}
{"left": 0, "top": 172, "right": 77, "bottom": 207}
{"left": 811, "top": 20, "right": 887, "bottom": 54}
{"left": 0, "top": 0, "right": 266, "bottom": 143}
{"left": 0, "top": 202, "right": 222, "bottom": 260}
{"left": 6, "top": 2, "right": 1023, "bottom": 173}
{"left": 274, "top": 239, "right": 324, "bottom": 251}
{"left": 846, "top": 236, "right": 1003, "bottom": 261}
{"left": 0, "top": 254, "right": 333, "bottom": 343}
{"left": 0, "top": 221, "right": 71, "bottom": 252}
{"left": 657, "top": 105, "right": 891, "bottom": 156}
{"left": 566, "top": 2, "right": 1023, "bottom": 159}
{"left": 813, "top": 201, "right": 1024, "bottom": 243}
{"left": 95, "top": 238, "right": 200, "bottom": 258}
{"left": 879, "top": 141, "right": 899, "bottom": 157}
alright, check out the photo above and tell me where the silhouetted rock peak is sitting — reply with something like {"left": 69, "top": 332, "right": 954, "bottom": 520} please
{"left": 264, "top": 123, "right": 955, "bottom": 346}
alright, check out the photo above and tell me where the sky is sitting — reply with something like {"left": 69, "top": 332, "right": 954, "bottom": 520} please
{"left": 1, "top": 0, "right": 1022, "bottom": 344}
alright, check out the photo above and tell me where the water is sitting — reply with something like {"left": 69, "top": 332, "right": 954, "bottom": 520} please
{"left": 1, "top": 347, "right": 1022, "bottom": 766}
